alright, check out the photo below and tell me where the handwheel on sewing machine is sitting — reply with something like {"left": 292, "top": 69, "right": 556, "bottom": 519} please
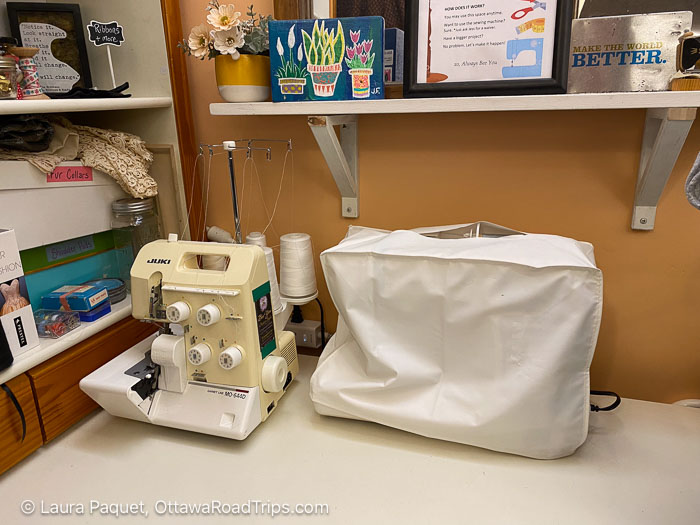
{"left": 80, "top": 235, "right": 299, "bottom": 440}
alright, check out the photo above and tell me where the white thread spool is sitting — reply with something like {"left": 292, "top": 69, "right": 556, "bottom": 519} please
{"left": 201, "top": 254, "right": 228, "bottom": 271}
{"left": 206, "top": 225, "right": 235, "bottom": 243}
{"left": 279, "top": 233, "right": 318, "bottom": 305}
{"left": 263, "top": 247, "right": 283, "bottom": 314}
{"left": 247, "top": 231, "right": 267, "bottom": 248}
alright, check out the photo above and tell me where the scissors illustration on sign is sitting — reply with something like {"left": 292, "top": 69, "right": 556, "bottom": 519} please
{"left": 511, "top": 0, "right": 546, "bottom": 20}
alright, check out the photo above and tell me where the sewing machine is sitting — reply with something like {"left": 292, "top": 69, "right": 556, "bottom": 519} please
{"left": 80, "top": 234, "right": 298, "bottom": 439}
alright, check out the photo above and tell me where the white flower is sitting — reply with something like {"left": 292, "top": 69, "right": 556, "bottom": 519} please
{"left": 207, "top": 4, "right": 241, "bottom": 31}
{"left": 297, "top": 43, "right": 303, "bottom": 61}
{"left": 276, "top": 37, "right": 284, "bottom": 57}
{"left": 288, "top": 24, "right": 296, "bottom": 49}
{"left": 213, "top": 26, "right": 245, "bottom": 58}
{"left": 188, "top": 24, "right": 211, "bottom": 58}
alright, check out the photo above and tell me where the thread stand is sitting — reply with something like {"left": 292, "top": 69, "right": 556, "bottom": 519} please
{"left": 198, "top": 139, "right": 293, "bottom": 244}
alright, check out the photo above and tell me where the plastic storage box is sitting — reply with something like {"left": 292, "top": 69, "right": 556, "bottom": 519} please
{"left": 79, "top": 301, "right": 112, "bottom": 322}
{"left": 41, "top": 285, "right": 109, "bottom": 311}
{"left": 34, "top": 310, "right": 81, "bottom": 339}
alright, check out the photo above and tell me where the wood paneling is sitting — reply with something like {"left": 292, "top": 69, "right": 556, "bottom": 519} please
{"left": 273, "top": 0, "right": 300, "bottom": 19}
{"left": 161, "top": 0, "right": 204, "bottom": 240}
{"left": 0, "top": 374, "right": 42, "bottom": 476}
{"left": 27, "top": 317, "right": 157, "bottom": 443}
{"left": 274, "top": 0, "right": 314, "bottom": 19}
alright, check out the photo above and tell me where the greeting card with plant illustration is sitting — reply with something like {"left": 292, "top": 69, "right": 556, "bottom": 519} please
{"left": 269, "top": 16, "right": 384, "bottom": 102}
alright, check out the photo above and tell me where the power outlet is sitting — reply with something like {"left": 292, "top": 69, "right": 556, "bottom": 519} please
{"left": 286, "top": 320, "right": 322, "bottom": 348}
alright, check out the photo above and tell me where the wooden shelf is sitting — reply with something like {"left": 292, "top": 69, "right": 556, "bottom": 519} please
{"left": 0, "top": 297, "right": 133, "bottom": 385}
{"left": 210, "top": 91, "right": 700, "bottom": 116}
{"left": 0, "top": 97, "right": 172, "bottom": 116}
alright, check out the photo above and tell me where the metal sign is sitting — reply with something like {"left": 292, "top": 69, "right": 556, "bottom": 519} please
{"left": 568, "top": 12, "right": 692, "bottom": 93}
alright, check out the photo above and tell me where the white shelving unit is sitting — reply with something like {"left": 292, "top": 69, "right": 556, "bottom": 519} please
{"left": 211, "top": 91, "right": 700, "bottom": 229}
{"left": 0, "top": 0, "right": 188, "bottom": 382}
{"left": 0, "top": 297, "right": 132, "bottom": 385}
{"left": 0, "top": 97, "right": 172, "bottom": 116}
{"left": 0, "top": 0, "right": 185, "bottom": 212}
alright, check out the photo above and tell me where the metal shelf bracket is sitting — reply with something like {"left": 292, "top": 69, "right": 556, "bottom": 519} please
{"left": 308, "top": 115, "right": 358, "bottom": 218}
{"left": 632, "top": 107, "right": 696, "bottom": 230}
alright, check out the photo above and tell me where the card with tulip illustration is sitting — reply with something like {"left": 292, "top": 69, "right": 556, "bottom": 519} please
{"left": 270, "top": 16, "right": 384, "bottom": 102}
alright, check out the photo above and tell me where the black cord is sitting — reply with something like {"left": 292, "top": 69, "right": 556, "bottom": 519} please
{"left": 290, "top": 305, "right": 304, "bottom": 324}
{"left": 315, "top": 298, "right": 326, "bottom": 349}
{"left": 590, "top": 390, "right": 621, "bottom": 412}
{"left": 2, "top": 383, "right": 26, "bottom": 442}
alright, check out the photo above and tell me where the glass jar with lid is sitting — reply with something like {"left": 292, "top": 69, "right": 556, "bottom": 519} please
{"left": 111, "top": 198, "right": 161, "bottom": 289}
{"left": 0, "top": 55, "right": 20, "bottom": 99}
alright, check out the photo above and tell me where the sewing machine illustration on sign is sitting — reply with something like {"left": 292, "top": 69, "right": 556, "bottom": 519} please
{"left": 80, "top": 234, "right": 298, "bottom": 439}
{"left": 502, "top": 38, "right": 544, "bottom": 78}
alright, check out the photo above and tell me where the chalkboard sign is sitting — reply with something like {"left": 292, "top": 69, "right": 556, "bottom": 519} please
{"left": 87, "top": 20, "right": 124, "bottom": 47}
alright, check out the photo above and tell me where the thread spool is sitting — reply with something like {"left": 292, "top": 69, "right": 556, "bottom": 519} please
{"left": 263, "top": 247, "right": 283, "bottom": 314}
{"left": 150, "top": 334, "right": 186, "bottom": 393}
{"left": 201, "top": 254, "right": 228, "bottom": 271}
{"left": 206, "top": 225, "right": 235, "bottom": 243}
{"left": 247, "top": 231, "right": 267, "bottom": 247}
{"left": 279, "top": 233, "right": 318, "bottom": 305}
{"left": 8, "top": 47, "right": 47, "bottom": 99}
{"left": 151, "top": 334, "right": 185, "bottom": 367}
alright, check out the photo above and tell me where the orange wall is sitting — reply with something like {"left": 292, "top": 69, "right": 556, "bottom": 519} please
{"left": 180, "top": 1, "right": 700, "bottom": 403}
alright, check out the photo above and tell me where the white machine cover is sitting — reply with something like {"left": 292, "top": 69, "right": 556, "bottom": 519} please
{"left": 310, "top": 223, "right": 603, "bottom": 459}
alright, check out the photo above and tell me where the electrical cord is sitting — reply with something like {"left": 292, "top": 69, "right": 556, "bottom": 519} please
{"left": 590, "top": 390, "right": 621, "bottom": 412}
{"left": 315, "top": 298, "right": 326, "bottom": 349}
{"left": 2, "top": 383, "right": 26, "bottom": 442}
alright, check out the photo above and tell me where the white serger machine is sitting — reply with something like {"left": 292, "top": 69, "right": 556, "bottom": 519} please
{"left": 80, "top": 234, "right": 298, "bottom": 439}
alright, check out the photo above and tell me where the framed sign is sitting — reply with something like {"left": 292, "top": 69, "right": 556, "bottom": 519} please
{"left": 404, "top": 0, "right": 572, "bottom": 97}
{"left": 7, "top": 2, "right": 92, "bottom": 94}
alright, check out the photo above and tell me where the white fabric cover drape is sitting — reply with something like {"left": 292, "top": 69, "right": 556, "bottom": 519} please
{"left": 310, "top": 224, "right": 603, "bottom": 459}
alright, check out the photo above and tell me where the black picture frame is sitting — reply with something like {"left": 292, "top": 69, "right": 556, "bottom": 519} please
{"left": 7, "top": 2, "right": 92, "bottom": 93}
{"left": 404, "top": 0, "right": 573, "bottom": 98}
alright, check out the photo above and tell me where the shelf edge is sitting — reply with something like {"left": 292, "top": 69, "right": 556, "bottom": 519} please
{"left": 0, "top": 298, "right": 133, "bottom": 385}
{"left": 210, "top": 92, "right": 700, "bottom": 117}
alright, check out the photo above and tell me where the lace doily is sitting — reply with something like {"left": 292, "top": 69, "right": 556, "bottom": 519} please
{"left": 0, "top": 119, "right": 158, "bottom": 198}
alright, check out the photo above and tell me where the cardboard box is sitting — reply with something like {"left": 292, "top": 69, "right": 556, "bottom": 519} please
{"left": 0, "top": 229, "right": 39, "bottom": 358}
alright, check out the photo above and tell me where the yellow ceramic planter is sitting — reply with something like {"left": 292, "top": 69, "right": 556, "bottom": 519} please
{"left": 215, "top": 54, "right": 270, "bottom": 102}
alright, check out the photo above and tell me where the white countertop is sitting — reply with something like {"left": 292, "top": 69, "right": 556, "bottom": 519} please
{"left": 1, "top": 355, "right": 699, "bottom": 524}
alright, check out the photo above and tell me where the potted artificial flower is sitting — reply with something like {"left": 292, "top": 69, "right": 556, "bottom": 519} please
{"left": 301, "top": 20, "right": 344, "bottom": 97}
{"left": 180, "top": 2, "right": 271, "bottom": 102}
{"left": 345, "top": 30, "right": 374, "bottom": 99}
{"left": 275, "top": 24, "right": 308, "bottom": 97}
